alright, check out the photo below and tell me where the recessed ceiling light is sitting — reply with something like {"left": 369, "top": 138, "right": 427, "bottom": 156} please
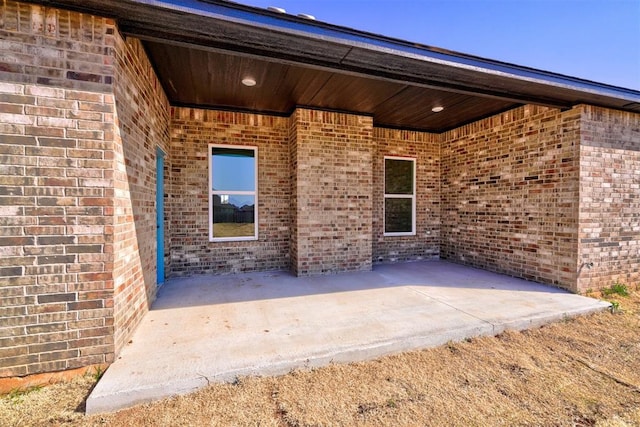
{"left": 431, "top": 106, "right": 444, "bottom": 113}
{"left": 241, "top": 77, "right": 256, "bottom": 87}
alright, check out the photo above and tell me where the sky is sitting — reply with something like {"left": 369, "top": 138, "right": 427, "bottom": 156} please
{"left": 235, "top": 0, "right": 640, "bottom": 91}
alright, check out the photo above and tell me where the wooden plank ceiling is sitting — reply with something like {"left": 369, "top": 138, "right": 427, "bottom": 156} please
{"left": 145, "top": 41, "right": 519, "bottom": 132}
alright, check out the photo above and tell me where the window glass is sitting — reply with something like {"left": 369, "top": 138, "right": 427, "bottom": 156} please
{"left": 385, "top": 198, "right": 413, "bottom": 233}
{"left": 212, "top": 195, "right": 255, "bottom": 238}
{"left": 210, "top": 146, "right": 257, "bottom": 240}
{"left": 384, "top": 157, "right": 415, "bottom": 235}
{"left": 212, "top": 147, "right": 255, "bottom": 192}
{"left": 385, "top": 158, "right": 413, "bottom": 195}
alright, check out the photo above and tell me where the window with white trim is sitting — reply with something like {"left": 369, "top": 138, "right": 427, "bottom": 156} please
{"left": 384, "top": 156, "right": 416, "bottom": 236}
{"left": 209, "top": 145, "right": 258, "bottom": 241}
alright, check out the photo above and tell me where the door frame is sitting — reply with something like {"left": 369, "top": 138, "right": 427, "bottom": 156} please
{"left": 156, "top": 146, "right": 166, "bottom": 285}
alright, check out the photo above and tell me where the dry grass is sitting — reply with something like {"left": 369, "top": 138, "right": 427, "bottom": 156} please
{"left": 2, "top": 288, "right": 639, "bottom": 426}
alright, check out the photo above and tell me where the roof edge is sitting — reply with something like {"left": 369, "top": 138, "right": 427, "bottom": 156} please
{"left": 143, "top": 0, "right": 640, "bottom": 102}
{"left": 33, "top": 0, "right": 640, "bottom": 105}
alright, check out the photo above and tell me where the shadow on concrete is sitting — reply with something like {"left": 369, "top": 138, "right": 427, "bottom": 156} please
{"left": 154, "top": 260, "right": 570, "bottom": 311}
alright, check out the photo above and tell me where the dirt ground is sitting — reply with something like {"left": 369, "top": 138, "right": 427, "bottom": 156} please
{"left": 2, "top": 287, "right": 639, "bottom": 427}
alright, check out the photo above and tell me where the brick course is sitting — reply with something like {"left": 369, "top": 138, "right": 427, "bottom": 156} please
{"left": 0, "top": 2, "right": 115, "bottom": 92}
{"left": 289, "top": 111, "right": 299, "bottom": 273}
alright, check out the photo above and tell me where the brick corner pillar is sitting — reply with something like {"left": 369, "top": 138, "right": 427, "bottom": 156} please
{"left": 290, "top": 108, "right": 373, "bottom": 275}
{"left": 0, "top": 1, "right": 118, "bottom": 377}
{"left": 577, "top": 104, "right": 640, "bottom": 292}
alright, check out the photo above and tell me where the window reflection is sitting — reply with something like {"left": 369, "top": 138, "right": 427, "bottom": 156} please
{"left": 212, "top": 195, "right": 255, "bottom": 238}
{"left": 212, "top": 147, "right": 255, "bottom": 192}
{"left": 385, "top": 198, "right": 412, "bottom": 233}
{"left": 385, "top": 158, "right": 414, "bottom": 194}
{"left": 210, "top": 146, "right": 257, "bottom": 240}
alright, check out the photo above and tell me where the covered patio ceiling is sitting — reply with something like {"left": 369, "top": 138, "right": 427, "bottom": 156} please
{"left": 39, "top": 0, "right": 640, "bottom": 132}
{"left": 144, "top": 41, "right": 519, "bottom": 132}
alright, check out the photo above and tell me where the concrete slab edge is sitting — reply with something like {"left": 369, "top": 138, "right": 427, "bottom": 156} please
{"left": 85, "top": 376, "right": 209, "bottom": 415}
{"left": 86, "top": 322, "right": 494, "bottom": 414}
{"left": 489, "top": 301, "right": 612, "bottom": 334}
{"left": 86, "top": 300, "right": 611, "bottom": 415}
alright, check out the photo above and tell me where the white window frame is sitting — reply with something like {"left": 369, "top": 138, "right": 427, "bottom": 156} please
{"left": 383, "top": 156, "right": 416, "bottom": 237}
{"left": 209, "top": 144, "right": 258, "bottom": 242}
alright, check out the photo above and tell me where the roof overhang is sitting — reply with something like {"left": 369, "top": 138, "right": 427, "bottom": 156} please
{"left": 35, "top": 0, "right": 640, "bottom": 131}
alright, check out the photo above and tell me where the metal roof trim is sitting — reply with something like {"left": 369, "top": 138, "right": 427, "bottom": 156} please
{"left": 133, "top": 0, "right": 640, "bottom": 103}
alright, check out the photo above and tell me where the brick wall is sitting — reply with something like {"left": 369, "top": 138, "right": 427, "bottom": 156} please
{"left": 373, "top": 127, "right": 440, "bottom": 263}
{"left": 111, "top": 35, "right": 170, "bottom": 353}
{"left": 441, "top": 105, "right": 581, "bottom": 289}
{"left": 291, "top": 109, "right": 373, "bottom": 275}
{"left": 169, "top": 108, "right": 290, "bottom": 275}
{"left": 0, "top": 1, "right": 117, "bottom": 376}
{"left": 577, "top": 105, "right": 640, "bottom": 291}
{"left": 170, "top": 108, "right": 440, "bottom": 276}
{"left": 0, "top": 1, "right": 168, "bottom": 378}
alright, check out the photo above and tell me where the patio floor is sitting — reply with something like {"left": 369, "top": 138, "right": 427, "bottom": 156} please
{"left": 86, "top": 260, "right": 610, "bottom": 414}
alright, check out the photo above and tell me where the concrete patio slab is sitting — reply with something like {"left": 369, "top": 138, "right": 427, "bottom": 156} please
{"left": 86, "top": 261, "right": 610, "bottom": 414}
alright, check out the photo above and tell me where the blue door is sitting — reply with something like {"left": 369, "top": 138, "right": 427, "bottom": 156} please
{"left": 156, "top": 147, "right": 166, "bottom": 285}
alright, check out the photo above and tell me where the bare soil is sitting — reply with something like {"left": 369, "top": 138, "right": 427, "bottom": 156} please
{"left": 2, "top": 289, "right": 639, "bottom": 427}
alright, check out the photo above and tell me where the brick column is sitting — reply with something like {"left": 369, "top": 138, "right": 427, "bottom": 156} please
{"left": 0, "top": 2, "right": 117, "bottom": 376}
{"left": 577, "top": 105, "right": 640, "bottom": 291}
{"left": 290, "top": 108, "right": 373, "bottom": 275}
{"left": 0, "top": 1, "right": 170, "bottom": 378}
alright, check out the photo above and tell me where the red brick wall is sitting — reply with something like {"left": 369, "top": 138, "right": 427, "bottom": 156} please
{"left": 577, "top": 105, "right": 640, "bottom": 291}
{"left": 291, "top": 109, "right": 373, "bottom": 275}
{"left": 0, "top": 1, "right": 117, "bottom": 376}
{"left": 441, "top": 105, "right": 581, "bottom": 289}
{"left": 373, "top": 128, "right": 440, "bottom": 263}
{"left": 111, "top": 35, "right": 170, "bottom": 353}
{"left": 169, "top": 108, "right": 291, "bottom": 274}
